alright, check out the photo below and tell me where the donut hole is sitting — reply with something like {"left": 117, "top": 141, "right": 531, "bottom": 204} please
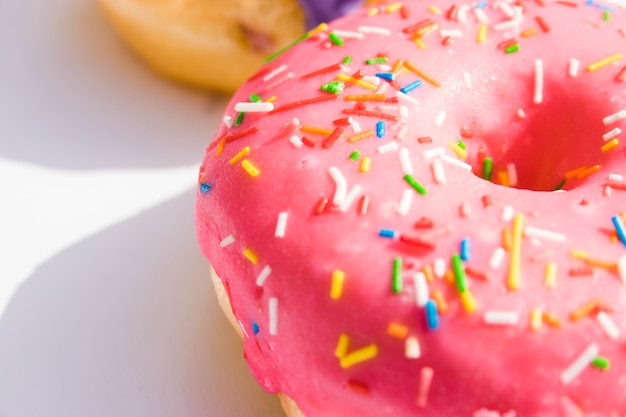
{"left": 474, "top": 84, "right": 618, "bottom": 191}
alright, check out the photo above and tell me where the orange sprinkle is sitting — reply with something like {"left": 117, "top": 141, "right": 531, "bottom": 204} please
{"left": 501, "top": 227, "right": 513, "bottom": 251}
{"left": 403, "top": 61, "right": 441, "bottom": 87}
{"left": 391, "top": 59, "right": 404, "bottom": 74}
{"left": 570, "top": 299, "right": 601, "bottom": 321}
{"left": 387, "top": 322, "right": 409, "bottom": 338}
{"left": 422, "top": 264, "right": 435, "bottom": 284}
{"left": 587, "top": 53, "right": 623, "bottom": 72}
{"left": 344, "top": 93, "right": 388, "bottom": 102}
{"left": 348, "top": 130, "right": 375, "bottom": 142}
{"left": 585, "top": 257, "right": 618, "bottom": 271}
{"left": 430, "top": 290, "right": 448, "bottom": 313}
{"left": 300, "top": 125, "right": 333, "bottom": 136}
{"left": 337, "top": 73, "right": 378, "bottom": 90}
{"left": 498, "top": 170, "right": 510, "bottom": 187}
{"left": 243, "top": 248, "right": 259, "bottom": 264}
{"left": 577, "top": 164, "right": 600, "bottom": 179}
{"left": 444, "top": 268, "right": 455, "bottom": 285}
{"left": 216, "top": 139, "right": 226, "bottom": 157}
{"left": 543, "top": 312, "right": 562, "bottom": 328}
{"left": 565, "top": 165, "right": 588, "bottom": 180}
{"left": 265, "top": 96, "right": 277, "bottom": 103}
{"left": 601, "top": 139, "right": 620, "bottom": 152}
{"left": 521, "top": 27, "right": 538, "bottom": 37}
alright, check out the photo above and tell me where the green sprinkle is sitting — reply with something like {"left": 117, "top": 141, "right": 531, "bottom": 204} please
{"left": 603, "top": 11, "right": 611, "bottom": 21}
{"left": 235, "top": 112, "right": 245, "bottom": 127}
{"left": 349, "top": 151, "right": 361, "bottom": 161}
{"left": 343, "top": 56, "right": 353, "bottom": 65}
{"left": 483, "top": 157, "right": 493, "bottom": 181}
{"left": 505, "top": 43, "right": 520, "bottom": 54}
{"left": 365, "top": 57, "right": 389, "bottom": 65}
{"left": 457, "top": 139, "right": 466, "bottom": 150}
{"left": 249, "top": 93, "right": 262, "bottom": 103}
{"left": 451, "top": 254, "right": 468, "bottom": 293}
{"left": 554, "top": 178, "right": 566, "bottom": 191}
{"left": 321, "top": 81, "right": 345, "bottom": 94}
{"left": 592, "top": 356, "right": 610, "bottom": 370}
{"left": 329, "top": 32, "right": 344, "bottom": 46}
{"left": 265, "top": 32, "right": 310, "bottom": 62}
{"left": 392, "top": 257, "right": 403, "bottom": 293}
{"left": 403, "top": 174, "right": 427, "bottom": 195}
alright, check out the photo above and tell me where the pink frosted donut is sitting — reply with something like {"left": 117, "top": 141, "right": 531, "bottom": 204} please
{"left": 195, "top": 1, "right": 626, "bottom": 415}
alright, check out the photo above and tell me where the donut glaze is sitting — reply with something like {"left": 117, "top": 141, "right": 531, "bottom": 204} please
{"left": 195, "top": 1, "right": 626, "bottom": 416}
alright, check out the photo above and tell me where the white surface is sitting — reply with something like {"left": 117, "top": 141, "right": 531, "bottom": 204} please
{"left": 0, "top": 1, "right": 283, "bottom": 416}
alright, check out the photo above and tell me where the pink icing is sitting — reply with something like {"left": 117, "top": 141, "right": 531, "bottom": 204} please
{"left": 195, "top": 1, "right": 626, "bottom": 416}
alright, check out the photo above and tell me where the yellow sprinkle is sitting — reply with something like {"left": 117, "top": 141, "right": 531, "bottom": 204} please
{"left": 530, "top": 308, "right": 544, "bottom": 331}
{"left": 428, "top": 5, "right": 442, "bottom": 14}
{"left": 337, "top": 73, "right": 378, "bottom": 91}
{"left": 229, "top": 146, "right": 251, "bottom": 164}
{"left": 521, "top": 27, "right": 538, "bottom": 38}
{"left": 216, "top": 139, "right": 226, "bottom": 157}
{"left": 385, "top": 2, "right": 403, "bottom": 13}
{"left": 601, "top": 138, "right": 620, "bottom": 152}
{"left": 335, "top": 333, "right": 350, "bottom": 358}
{"left": 577, "top": 164, "right": 600, "bottom": 179}
{"left": 387, "top": 322, "right": 409, "bottom": 338}
{"left": 300, "top": 125, "right": 334, "bottom": 136}
{"left": 340, "top": 344, "right": 378, "bottom": 368}
{"left": 508, "top": 213, "right": 524, "bottom": 291}
{"left": 415, "top": 38, "right": 427, "bottom": 49}
{"left": 570, "top": 249, "right": 589, "bottom": 260}
{"left": 348, "top": 130, "right": 375, "bottom": 142}
{"left": 430, "top": 289, "right": 448, "bottom": 313}
{"left": 309, "top": 22, "right": 328, "bottom": 36}
{"left": 360, "top": 157, "right": 372, "bottom": 173}
{"left": 241, "top": 159, "right": 260, "bottom": 177}
{"left": 367, "top": 6, "right": 380, "bottom": 16}
{"left": 477, "top": 24, "right": 488, "bottom": 44}
{"left": 391, "top": 59, "right": 404, "bottom": 74}
{"left": 243, "top": 248, "right": 258, "bottom": 264}
{"left": 544, "top": 262, "right": 557, "bottom": 289}
{"left": 460, "top": 290, "right": 478, "bottom": 313}
{"left": 330, "top": 270, "right": 346, "bottom": 299}
{"left": 266, "top": 96, "right": 277, "bottom": 103}
{"left": 403, "top": 61, "right": 441, "bottom": 87}
{"left": 587, "top": 52, "right": 623, "bottom": 72}
{"left": 448, "top": 141, "right": 467, "bottom": 159}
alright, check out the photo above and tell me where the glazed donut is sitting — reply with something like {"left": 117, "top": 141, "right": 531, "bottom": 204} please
{"left": 195, "top": 0, "right": 626, "bottom": 416}
{"left": 98, "top": 0, "right": 362, "bottom": 92}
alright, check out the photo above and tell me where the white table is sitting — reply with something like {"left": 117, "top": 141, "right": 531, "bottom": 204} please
{"left": 0, "top": 1, "right": 283, "bottom": 416}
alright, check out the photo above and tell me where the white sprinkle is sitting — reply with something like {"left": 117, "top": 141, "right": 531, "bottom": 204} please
{"left": 493, "top": 18, "right": 520, "bottom": 31}
{"left": 328, "top": 167, "right": 347, "bottom": 205}
{"left": 609, "top": 173, "right": 623, "bottom": 182}
{"left": 456, "top": 4, "right": 471, "bottom": 22}
{"left": 396, "top": 91, "right": 419, "bottom": 105}
{"left": 439, "top": 153, "right": 473, "bottom": 171}
{"left": 234, "top": 102, "right": 274, "bottom": 112}
{"left": 560, "top": 343, "right": 599, "bottom": 385}
{"left": 376, "top": 80, "right": 390, "bottom": 94}
{"left": 569, "top": 58, "right": 580, "bottom": 77}
{"left": 534, "top": 59, "right": 544, "bottom": 104}
{"left": 400, "top": 105, "right": 409, "bottom": 118}
{"left": 597, "top": 312, "right": 621, "bottom": 339}
{"left": 351, "top": 119, "right": 362, "bottom": 133}
{"left": 397, "top": 188, "right": 414, "bottom": 216}
{"left": 263, "top": 64, "right": 287, "bottom": 81}
{"left": 604, "top": 185, "right": 613, "bottom": 197}
{"left": 489, "top": 247, "right": 506, "bottom": 270}
{"left": 332, "top": 29, "right": 365, "bottom": 39}
{"left": 357, "top": 25, "right": 391, "bottom": 35}
{"left": 435, "top": 110, "right": 447, "bottom": 127}
{"left": 474, "top": 7, "right": 489, "bottom": 23}
{"left": 507, "top": 163, "right": 518, "bottom": 187}
{"left": 517, "top": 108, "right": 526, "bottom": 119}
{"left": 618, "top": 254, "right": 626, "bottom": 285}
{"left": 433, "top": 258, "right": 446, "bottom": 278}
{"left": 223, "top": 115, "right": 234, "bottom": 128}
{"left": 220, "top": 234, "right": 235, "bottom": 247}
{"left": 256, "top": 265, "right": 272, "bottom": 286}
{"left": 340, "top": 184, "right": 362, "bottom": 212}
{"left": 440, "top": 29, "right": 464, "bottom": 37}
{"left": 524, "top": 226, "right": 566, "bottom": 242}
{"left": 494, "top": 0, "right": 516, "bottom": 18}
{"left": 463, "top": 72, "right": 473, "bottom": 88}
{"left": 362, "top": 75, "right": 381, "bottom": 86}
{"left": 484, "top": 310, "right": 519, "bottom": 326}
{"left": 275, "top": 212, "right": 288, "bottom": 238}
{"left": 414, "top": 271, "right": 429, "bottom": 307}
{"left": 432, "top": 158, "right": 447, "bottom": 184}
{"left": 603, "top": 109, "right": 626, "bottom": 126}
{"left": 268, "top": 298, "right": 279, "bottom": 335}
{"left": 502, "top": 205, "right": 515, "bottom": 222}
{"left": 405, "top": 336, "right": 422, "bottom": 359}
{"left": 603, "top": 127, "right": 621, "bottom": 141}
{"left": 423, "top": 147, "right": 446, "bottom": 159}
{"left": 378, "top": 142, "right": 399, "bottom": 154}
{"left": 399, "top": 147, "right": 413, "bottom": 175}
{"left": 289, "top": 135, "right": 303, "bottom": 148}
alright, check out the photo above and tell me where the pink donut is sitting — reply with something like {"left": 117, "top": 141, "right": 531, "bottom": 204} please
{"left": 195, "top": 1, "right": 626, "bottom": 415}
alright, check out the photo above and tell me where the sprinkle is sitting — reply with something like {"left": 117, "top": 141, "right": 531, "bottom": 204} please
{"left": 400, "top": 79, "right": 423, "bottom": 94}
{"left": 484, "top": 311, "right": 519, "bottom": 326}
{"left": 219, "top": 234, "right": 235, "bottom": 247}
{"left": 332, "top": 29, "right": 365, "bottom": 40}
{"left": 218, "top": 125, "right": 261, "bottom": 144}
{"left": 451, "top": 254, "right": 468, "bottom": 293}
{"left": 545, "top": 262, "right": 557, "bottom": 288}
{"left": 577, "top": 165, "right": 600, "bottom": 179}
{"left": 349, "top": 151, "right": 361, "bottom": 161}
{"left": 385, "top": 1, "right": 404, "bottom": 13}
{"left": 366, "top": 56, "right": 389, "bottom": 65}
{"left": 241, "top": 159, "right": 260, "bottom": 177}
{"left": 617, "top": 254, "right": 626, "bottom": 285}
{"left": 229, "top": 146, "right": 251, "bottom": 164}
{"left": 460, "top": 238, "right": 471, "bottom": 261}
{"left": 530, "top": 308, "right": 544, "bottom": 331}
{"left": 397, "top": 147, "right": 413, "bottom": 175}
{"left": 399, "top": 234, "right": 435, "bottom": 251}
{"left": 233, "top": 102, "right": 273, "bottom": 113}
{"left": 404, "top": 174, "right": 428, "bottom": 195}
{"left": 597, "top": 311, "right": 620, "bottom": 339}
{"left": 521, "top": 27, "right": 538, "bottom": 37}
{"left": 392, "top": 257, "right": 403, "bottom": 293}
{"left": 403, "top": 61, "right": 441, "bottom": 87}
{"left": 358, "top": 194, "right": 370, "bottom": 215}
{"left": 602, "top": 138, "right": 620, "bottom": 152}
{"left": 414, "top": 271, "right": 430, "bottom": 307}
{"left": 435, "top": 110, "right": 447, "bottom": 127}
{"left": 252, "top": 322, "right": 259, "bottom": 335}
{"left": 387, "top": 322, "right": 409, "bottom": 338}
{"left": 603, "top": 127, "right": 621, "bottom": 141}
{"left": 199, "top": 183, "right": 212, "bottom": 194}
{"left": 508, "top": 213, "right": 524, "bottom": 290}
{"left": 502, "top": 205, "right": 515, "bottom": 221}
{"left": 560, "top": 343, "right": 599, "bottom": 385}
{"left": 592, "top": 356, "right": 610, "bottom": 370}
{"left": 263, "top": 64, "right": 288, "bottom": 81}
{"left": 321, "top": 81, "right": 345, "bottom": 94}
{"left": 331, "top": 269, "right": 346, "bottom": 299}
{"left": 534, "top": 59, "right": 544, "bottom": 104}
{"left": 477, "top": 23, "right": 488, "bottom": 43}
{"left": 417, "top": 367, "right": 434, "bottom": 407}
{"left": 340, "top": 184, "right": 362, "bottom": 212}
{"left": 344, "top": 108, "right": 400, "bottom": 121}
{"left": 335, "top": 333, "right": 350, "bottom": 358}
{"left": 337, "top": 73, "right": 378, "bottom": 90}
{"left": 376, "top": 121, "right": 386, "bottom": 138}
{"left": 440, "top": 154, "right": 473, "bottom": 170}
{"left": 448, "top": 141, "right": 467, "bottom": 159}
{"left": 340, "top": 344, "right": 378, "bottom": 368}
{"left": 301, "top": 63, "right": 344, "bottom": 79}
{"left": 343, "top": 56, "right": 352, "bottom": 65}
{"left": 524, "top": 226, "right": 566, "bottom": 242}
{"left": 268, "top": 297, "right": 278, "bottom": 335}
{"left": 611, "top": 215, "right": 626, "bottom": 247}
{"left": 505, "top": 43, "right": 520, "bottom": 54}
{"left": 587, "top": 53, "right": 623, "bottom": 72}
{"left": 378, "top": 142, "right": 399, "bottom": 153}
{"left": 603, "top": 109, "right": 626, "bottom": 125}
{"left": 615, "top": 65, "right": 626, "bottom": 82}
{"left": 433, "top": 258, "right": 446, "bottom": 278}
{"left": 535, "top": 15, "right": 551, "bottom": 32}
{"left": 432, "top": 158, "right": 446, "bottom": 184}
{"left": 274, "top": 212, "right": 288, "bottom": 238}
{"left": 322, "top": 127, "right": 344, "bottom": 148}
{"left": 256, "top": 265, "right": 272, "bottom": 286}
{"left": 358, "top": 25, "right": 392, "bottom": 35}
{"left": 507, "top": 163, "right": 519, "bottom": 187}
{"left": 405, "top": 336, "right": 421, "bottom": 359}
{"left": 430, "top": 289, "right": 448, "bottom": 313}
{"left": 270, "top": 94, "right": 338, "bottom": 114}
{"left": 423, "top": 147, "right": 446, "bottom": 159}
{"left": 243, "top": 248, "right": 259, "bottom": 264}
{"left": 425, "top": 299, "right": 439, "bottom": 330}
{"left": 328, "top": 31, "right": 345, "bottom": 46}
{"left": 345, "top": 93, "right": 387, "bottom": 102}
{"left": 397, "top": 189, "right": 412, "bottom": 214}
{"left": 459, "top": 290, "right": 479, "bottom": 313}
{"left": 359, "top": 157, "right": 372, "bottom": 173}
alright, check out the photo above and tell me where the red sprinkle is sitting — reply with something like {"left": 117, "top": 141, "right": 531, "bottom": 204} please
{"left": 481, "top": 195, "right": 494, "bottom": 208}
{"left": 556, "top": 0, "right": 578, "bottom": 6}
{"left": 358, "top": 194, "right": 370, "bottom": 215}
{"left": 343, "top": 109, "right": 400, "bottom": 121}
{"left": 460, "top": 127, "right": 474, "bottom": 139}
{"left": 346, "top": 379, "right": 370, "bottom": 395}
{"left": 333, "top": 116, "right": 353, "bottom": 126}
{"left": 446, "top": 4, "right": 459, "bottom": 20}
{"left": 399, "top": 234, "right": 436, "bottom": 251}
{"left": 322, "top": 127, "right": 344, "bottom": 148}
{"left": 569, "top": 266, "right": 594, "bottom": 277}
{"left": 270, "top": 94, "right": 338, "bottom": 114}
{"left": 605, "top": 181, "right": 626, "bottom": 190}
{"left": 399, "top": 5, "right": 410, "bottom": 19}
{"left": 615, "top": 66, "right": 626, "bottom": 83}
{"left": 217, "top": 126, "right": 261, "bottom": 145}
{"left": 415, "top": 217, "right": 434, "bottom": 229}
{"left": 302, "top": 136, "right": 316, "bottom": 147}
{"left": 314, "top": 197, "right": 329, "bottom": 215}
{"left": 535, "top": 16, "right": 551, "bottom": 33}
{"left": 498, "top": 38, "right": 519, "bottom": 50}
{"left": 402, "top": 19, "right": 435, "bottom": 34}
{"left": 465, "top": 266, "right": 490, "bottom": 281}
{"left": 355, "top": 101, "right": 368, "bottom": 110}
{"left": 418, "top": 136, "right": 433, "bottom": 144}
{"left": 442, "top": 36, "right": 455, "bottom": 46}
{"left": 301, "top": 63, "right": 344, "bottom": 79}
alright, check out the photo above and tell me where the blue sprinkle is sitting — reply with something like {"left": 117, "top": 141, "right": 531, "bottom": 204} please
{"left": 400, "top": 79, "right": 423, "bottom": 94}
{"left": 376, "top": 120, "right": 385, "bottom": 138}
{"left": 252, "top": 321, "right": 260, "bottom": 335}
{"left": 199, "top": 183, "right": 212, "bottom": 194}
{"left": 476, "top": 1, "right": 488, "bottom": 8}
{"left": 425, "top": 299, "right": 439, "bottom": 331}
{"left": 611, "top": 215, "right": 626, "bottom": 248}
{"left": 379, "top": 228, "right": 397, "bottom": 238}
{"left": 375, "top": 72, "right": 396, "bottom": 81}
{"left": 460, "top": 238, "right": 471, "bottom": 261}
